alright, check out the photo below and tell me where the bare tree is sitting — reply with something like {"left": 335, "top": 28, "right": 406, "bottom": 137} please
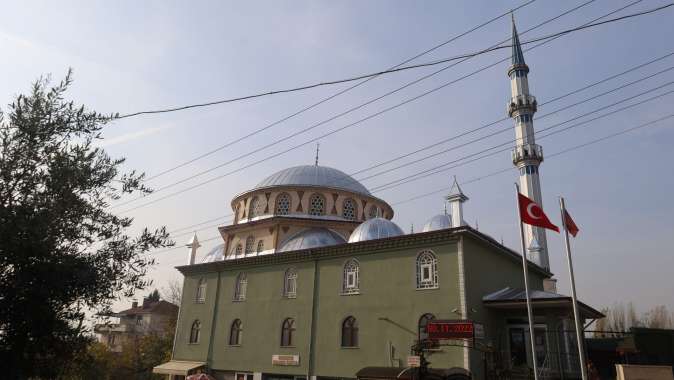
{"left": 161, "top": 278, "right": 183, "bottom": 306}
{"left": 644, "top": 305, "right": 673, "bottom": 329}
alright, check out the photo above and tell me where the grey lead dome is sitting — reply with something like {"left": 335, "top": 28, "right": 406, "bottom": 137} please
{"left": 422, "top": 214, "right": 452, "bottom": 232}
{"left": 348, "top": 217, "right": 404, "bottom": 243}
{"left": 277, "top": 228, "right": 347, "bottom": 252}
{"left": 254, "top": 165, "right": 371, "bottom": 196}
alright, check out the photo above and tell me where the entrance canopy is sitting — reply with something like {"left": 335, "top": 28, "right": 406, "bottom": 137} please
{"left": 483, "top": 287, "right": 604, "bottom": 319}
{"left": 153, "top": 360, "right": 206, "bottom": 376}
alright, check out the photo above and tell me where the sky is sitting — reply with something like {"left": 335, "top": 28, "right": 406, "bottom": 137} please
{"left": 1, "top": 0, "right": 673, "bottom": 317}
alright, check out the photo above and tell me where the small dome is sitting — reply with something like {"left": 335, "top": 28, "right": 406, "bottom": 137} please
{"left": 254, "top": 165, "right": 371, "bottom": 196}
{"left": 422, "top": 214, "right": 452, "bottom": 232}
{"left": 348, "top": 217, "right": 404, "bottom": 243}
{"left": 201, "top": 244, "right": 225, "bottom": 263}
{"left": 278, "top": 228, "right": 346, "bottom": 252}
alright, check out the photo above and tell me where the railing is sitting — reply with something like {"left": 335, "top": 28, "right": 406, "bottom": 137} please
{"left": 508, "top": 94, "right": 537, "bottom": 117}
{"left": 512, "top": 144, "right": 543, "bottom": 164}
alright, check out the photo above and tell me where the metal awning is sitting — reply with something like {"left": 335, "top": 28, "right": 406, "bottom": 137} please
{"left": 153, "top": 360, "right": 206, "bottom": 376}
{"left": 482, "top": 287, "right": 605, "bottom": 319}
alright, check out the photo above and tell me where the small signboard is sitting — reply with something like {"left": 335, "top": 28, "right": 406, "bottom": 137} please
{"left": 427, "top": 320, "right": 475, "bottom": 340}
{"left": 407, "top": 355, "right": 421, "bottom": 368}
{"left": 272, "top": 354, "right": 300, "bottom": 366}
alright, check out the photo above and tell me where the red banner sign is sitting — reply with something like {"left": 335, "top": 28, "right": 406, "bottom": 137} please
{"left": 427, "top": 320, "right": 474, "bottom": 340}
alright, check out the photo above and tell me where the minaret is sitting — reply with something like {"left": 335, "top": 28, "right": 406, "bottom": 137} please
{"left": 186, "top": 232, "right": 200, "bottom": 265}
{"left": 446, "top": 176, "right": 468, "bottom": 228}
{"left": 508, "top": 17, "right": 549, "bottom": 269}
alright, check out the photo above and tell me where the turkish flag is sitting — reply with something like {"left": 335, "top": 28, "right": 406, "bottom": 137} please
{"left": 518, "top": 193, "right": 559, "bottom": 233}
{"left": 564, "top": 209, "right": 579, "bottom": 237}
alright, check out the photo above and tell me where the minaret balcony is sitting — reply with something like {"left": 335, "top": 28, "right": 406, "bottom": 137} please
{"left": 512, "top": 143, "right": 543, "bottom": 165}
{"left": 507, "top": 94, "right": 537, "bottom": 117}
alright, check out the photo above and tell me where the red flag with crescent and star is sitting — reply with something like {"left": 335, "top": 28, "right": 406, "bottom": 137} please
{"left": 564, "top": 209, "right": 579, "bottom": 237}
{"left": 518, "top": 193, "right": 559, "bottom": 233}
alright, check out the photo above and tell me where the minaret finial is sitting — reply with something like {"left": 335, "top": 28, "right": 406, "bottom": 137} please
{"left": 410, "top": 223, "right": 414, "bottom": 234}
{"left": 314, "top": 142, "right": 320, "bottom": 166}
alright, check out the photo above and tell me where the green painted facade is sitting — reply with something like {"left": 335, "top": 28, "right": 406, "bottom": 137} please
{"left": 172, "top": 228, "right": 551, "bottom": 379}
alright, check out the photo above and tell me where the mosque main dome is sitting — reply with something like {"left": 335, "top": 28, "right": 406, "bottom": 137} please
{"left": 254, "top": 165, "right": 371, "bottom": 196}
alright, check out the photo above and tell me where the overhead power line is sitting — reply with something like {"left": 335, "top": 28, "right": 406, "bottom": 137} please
{"left": 391, "top": 113, "right": 674, "bottom": 207}
{"left": 148, "top": 50, "right": 674, "bottom": 237}
{"left": 117, "top": 2, "right": 671, "bottom": 121}
{"left": 155, "top": 111, "right": 674, "bottom": 259}
{"left": 113, "top": 0, "right": 609, "bottom": 212}
{"left": 139, "top": 0, "right": 537, "bottom": 182}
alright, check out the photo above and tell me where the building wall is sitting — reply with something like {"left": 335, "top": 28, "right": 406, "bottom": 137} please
{"left": 173, "top": 237, "right": 467, "bottom": 378}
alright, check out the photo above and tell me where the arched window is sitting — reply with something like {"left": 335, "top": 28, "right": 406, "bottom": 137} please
{"left": 249, "top": 196, "right": 262, "bottom": 218}
{"left": 189, "top": 320, "right": 201, "bottom": 344}
{"left": 418, "top": 313, "right": 436, "bottom": 341}
{"left": 234, "top": 273, "right": 247, "bottom": 301}
{"left": 341, "top": 316, "right": 358, "bottom": 347}
{"left": 275, "top": 193, "right": 291, "bottom": 215}
{"left": 283, "top": 268, "right": 298, "bottom": 298}
{"left": 416, "top": 250, "right": 438, "bottom": 289}
{"left": 367, "top": 205, "right": 379, "bottom": 219}
{"left": 256, "top": 240, "right": 264, "bottom": 254}
{"left": 308, "top": 193, "right": 326, "bottom": 216}
{"left": 195, "top": 278, "right": 206, "bottom": 303}
{"left": 245, "top": 236, "right": 255, "bottom": 255}
{"left": 342, "top": 259, "right": 360, "bottom": 295}
{"left": 229, "top": 319, "right": 242, "bottom": 346}
{"left": 281, "top": 318, "right": 295, "bottom": 347}
{"left": 234, "top": 243, "right": 243, "bottom": 257}
{"left": 342, "top": 198, "right": 357, "bottom": 221}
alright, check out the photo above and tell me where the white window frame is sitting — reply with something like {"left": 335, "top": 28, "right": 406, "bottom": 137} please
{"left": 234, "top": 273, "right": 247, "bottom": 301}
{"left": 283, "top": 268, "right": 298, "bottom": 299}
{"left": 342, "top": 259, "right": 360, "bottom": 295}
{"left": 195, "top": 278, "right": 206, "bottom": 303}
{"left": 416, "top": 250, "right": 438, "bottom": 290}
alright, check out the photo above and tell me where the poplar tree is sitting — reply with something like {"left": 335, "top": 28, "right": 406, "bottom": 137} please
{"left": 0, "top": 71, "right": 171, "bottom": 378}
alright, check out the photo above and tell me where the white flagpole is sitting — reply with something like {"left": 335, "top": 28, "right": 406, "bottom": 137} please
{"left": 559, "top": 197, "right": 588, "bottom": 380}
{"left": 515, "top": 183, "right": 539, "bottom": 380}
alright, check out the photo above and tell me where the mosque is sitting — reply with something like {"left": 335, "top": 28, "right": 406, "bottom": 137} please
{"left": 154, "top": 21, "right": 602, "bottom": 380}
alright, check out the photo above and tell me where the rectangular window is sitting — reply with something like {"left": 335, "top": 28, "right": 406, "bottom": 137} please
{"left": 421, "top": 264, "right": 432, "bottom": 283}
{"left": 346, "top": 273, "right": 356, "bottom": 288}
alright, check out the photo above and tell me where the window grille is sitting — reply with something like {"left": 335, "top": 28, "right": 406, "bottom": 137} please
{"left": 308, "top": 193, "right": 326, "bottom": 216}
{"left": 342, "top": 198, "right": 356, "bottom": 220}
{"left": 275, "top": 193, "right": 291, "bottom": 215}
{"left": 416, "top": 250, "right": 438, "bottom": 289}
{"left": 283, "top": 268, "right": 298, "bottom": 298}
{"left": 234, "top": 244, "right": 243, "bottom": 257}
{"left": 195, "top": 278, "right": 206, "bottom": 303}
{"left": 418, "top": 313, "right": 436, "bottom": 341}
{"left": 256, "top": 240, "right": 264, "bottom": 254}
{"left": 245, "top": 236, "right": 255, "bottom": 255}
{"left": 249, "top": 196, "right": 262, "bottom": 218}
{"left": 342, "top": 259, "right": 360, "bottom": 294}
{"left": 234, "top": 273, "right": 247, "bottom": 301}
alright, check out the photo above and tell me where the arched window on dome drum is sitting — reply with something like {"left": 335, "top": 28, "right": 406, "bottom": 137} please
{"left": 245, "top": 236, "right": 255, "bottom": 255}
{"left": 281, "top": 318, "right": 295, "bottom": 347}
{"left": 229, "top": 319, "right": 242, "bottom": 346}
{"left": 283, "top": 268, "right": 297, "bottom": 298}
{"left": 256, "top": 240, "right": 264, "bottom": 254}
{"left": 195, "top": 278, "right": 206, "bottom": 303}
{"left": 418, "top": 313, "right": 436, "bottom": 341}
{"left": 234, "top": 273, "right": 247, "bottom": 301}
{"left": 234, "top": 243, "right": 243, "bottom": 257}
{"left": 275, "top": 193, "right": 291, "bottom": 215}
{"left": 342, "top": 259, "right": 360, "bottom": 295}
{"left": 341, "top": 316, "right": 358, "bottom": 347}
{"left": 416, "top": 250, "right": 438, "bottom": 289}
{"left": 189, "top": 320, "right": 201, "bottom": 344}
{"left": 367, "top": 205, "right": 379, "bottom": 219}
{"left": 342, "top": 198, "right": 356, "bottom": 221}
{"left": 308, "top": 193, "right": 326, "bottom": 216}
{"left": 249, "top": 196, "right": 262, "bottom": 219}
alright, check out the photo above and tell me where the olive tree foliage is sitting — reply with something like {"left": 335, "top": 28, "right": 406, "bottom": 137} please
{"left": 0, "top": 71, "right": 172, "bottom": 378}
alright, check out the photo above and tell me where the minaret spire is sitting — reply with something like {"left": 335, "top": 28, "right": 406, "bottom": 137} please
{"left": 446, "top": 176, "right": 468, "bottom": 228}
{"left": 314, "top": 142, "right": 320, "bottom": 166}
{"left": 507, "top": 18, "right": 549, "bottom": 269}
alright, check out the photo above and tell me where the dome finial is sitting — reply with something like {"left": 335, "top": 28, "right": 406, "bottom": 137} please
{"left": 314, "top": 142, "right": 320, "bottom": 166}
